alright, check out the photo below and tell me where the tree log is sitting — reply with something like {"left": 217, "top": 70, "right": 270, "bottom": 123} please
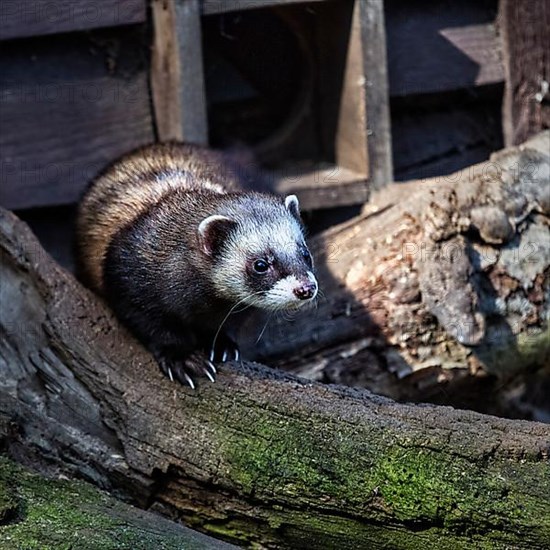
{"left": 0, "top": 456, "right": 235, "bottom": 549}
{"left": 243, "top": 131, "right": 550, "bottom": 415}
{"left": 0, "top": 151, "right": 550, "bottom": 547}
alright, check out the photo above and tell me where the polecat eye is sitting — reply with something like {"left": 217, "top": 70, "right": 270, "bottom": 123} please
{"left": 253, "top": 259, "right": 269, "bottom": 274}
{"left": 302, "top": 250, "right": 312, "bottom": 265}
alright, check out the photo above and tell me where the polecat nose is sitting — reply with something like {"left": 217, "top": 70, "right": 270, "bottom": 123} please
{"left": 293, "top": 281, "right": 317, "bottom": 300}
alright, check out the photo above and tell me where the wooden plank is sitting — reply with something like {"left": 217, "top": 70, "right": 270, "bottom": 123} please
{"left": 316, "top": 0, "right": 369, "bottom": 178}
{"left": 0, "top": 0, "right": 146, "bottom": 41}
{"left": 151, "top": 0, "right": 208, "bottom": 143}
{"left": 273, "top": 165, "right": 368, "bottom": 210}
{"left": 315, "top": 0, "right": 356, "bottom": 168}
{"left": 385, "top": 0, "right": 504, "bottom": 97}
{"left": 316, "top": 0, "right": 392, "bottom": 197}
{"left": 202, "top": 0, "right": 330, "bottom": 16}
{"left": 334, "top": 0, "right": 371, "bottom": 177}
{"left": 0, "top": 29, "right": 154, "bottom": 210}
{"left": 499, "top": 0, "right": 550, "bottom": 146}
{"left": 356, "top": 0, "right": 393, "bottom": 188}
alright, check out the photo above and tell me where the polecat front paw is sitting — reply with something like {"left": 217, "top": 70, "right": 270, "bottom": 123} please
{"left": 155, "top": 350, "right": 217, "bottom": 389}
{"left": 209, "top": 333, "right": 240, "bottom": 363}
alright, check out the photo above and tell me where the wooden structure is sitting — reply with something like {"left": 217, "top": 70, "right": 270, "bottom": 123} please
{"left": 0, "top": 0, "right": 548, "bottom": 261}
{"left": 0, "top": 3, "right": 549, "bottom": 547}
{"left": 0, "top": 0, "right": 392, "bottom": 212}
{"left": 3, "top": 0, "right": 546, "bottom": 215}
{"left": 499, "top": 0, "right": 550, "bottom": 146}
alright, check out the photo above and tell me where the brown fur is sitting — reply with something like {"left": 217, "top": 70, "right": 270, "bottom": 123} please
{"left": 75, "top": 142, "right": 317, "bottom": 386}
{"left": 76, "top": 143, "right": 247, "bottom": 293}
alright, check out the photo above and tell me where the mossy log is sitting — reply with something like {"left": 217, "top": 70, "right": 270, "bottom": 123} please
{"left": 0, "top": 188, "right": 549, "bottom": 548}
{"left": 243, "top": 131, "right": 550, "bottom": 411}
{"left": 0, "top": 456, "right": 235, "bottom": 549}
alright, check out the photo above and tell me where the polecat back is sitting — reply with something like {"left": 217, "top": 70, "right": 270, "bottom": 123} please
{"left": 76, "top": 143, "right": 318, "bottom": 387}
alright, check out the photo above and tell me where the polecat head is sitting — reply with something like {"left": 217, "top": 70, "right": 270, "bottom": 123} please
{"left": 198, "top": 194, "right": 318, "bottom": 311}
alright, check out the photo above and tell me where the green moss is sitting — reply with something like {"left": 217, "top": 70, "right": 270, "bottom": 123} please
{"left": 0, "top": 456, "right": 223, "bottom": 550}
{"left": 220, "top": 410, "right": 550, "bottom": 548}
{"left": 0, "top": 476, "right": 17, "bottom": 523}
{"left": 224, "top": 414, "right": 369, "bottom": 502}
{"left": 480, "top": 326, "right": 550, "bottom": 376}
{"left": 375, "top": 448, "right": 519, "bottom": 528}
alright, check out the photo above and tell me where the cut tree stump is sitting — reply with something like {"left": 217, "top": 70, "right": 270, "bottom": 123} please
{"left": 0, "top": 135, "right": 549, "bottom": 549}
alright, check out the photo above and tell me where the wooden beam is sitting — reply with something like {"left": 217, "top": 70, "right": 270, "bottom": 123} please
{"left": 499, "top": 0, "right": 550, "bottom": 146}
{"left": 0, "top": 0, "right": 146, "bottom": 41}
{"left": 201, "top": 0, "right": 330, "bottom": 16}
{"left": 315, "top": 0, "right": 392, "bottom": 198}
{"left": 391, "top": 101, "right": 504, "bottom": 181}
{"left": 356, "top": 0, "right": 393, "bottom": 188}
{"left": 151, "top": 0, "right": 208, "bottom": 143}
{"left": 273, "top": 166, "right": 368, "bottom": 210}
{"left": 333, "top": 0, "right": 370, "bottom": 178}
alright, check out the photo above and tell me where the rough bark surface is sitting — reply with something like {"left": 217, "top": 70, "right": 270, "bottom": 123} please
{"left": 0, "top": 456, "right": 235, "bottom": 549}
{"left": 243, "top": 132, "right": 550, "bottom": 416}
{"left": 0, "top": 155, "right": 549, "bottom": 548}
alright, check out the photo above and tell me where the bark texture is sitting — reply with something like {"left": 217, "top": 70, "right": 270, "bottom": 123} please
{"left": 0, "top": 143, "right": 549, "bottom": 547}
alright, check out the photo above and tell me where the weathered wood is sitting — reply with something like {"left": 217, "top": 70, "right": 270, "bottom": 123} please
{"left": 203, "top": 0, "right": 391, "bottom": 207}
{"left": 151, "top": 0, "right": 208, "bottom": 143}
{"left": 1, "top": 142, "right": 550, "bottom": 547}
{"left": 315, "top": 0, "right": 392, "bottom": 190}
{"left": 356, "top": 0, "right": 393, "bottom": 188}
{"left": 201, "top": 0, "right": 330, "bottom": 16}
{"left": 0, "top": 0, "right": 146, "bottom": 41}
{"left": 386, "top": 0, "right": 504, "bottom": 97}
{"left": 317, "top": 0, "right": 369, "bottom": 177}
{"left": 273, "top": 166, "right": 368, "bottom": 210}
{"left": 280, "top": 0, "right": 392, "bottom": 203}
{"left": 243, "top": 132, "right": 550, "bottom": 410}
{"left": 499, "top": 0, "right": 550, "bottom": 146}
{"left": 0, "top": 28, "right": 154, "bottom": 210}
{"left": 0, "top": 456, "right": 236, "bottom": 549}
{"left": 317, "top": 0, "right": 390, "bottom": 182}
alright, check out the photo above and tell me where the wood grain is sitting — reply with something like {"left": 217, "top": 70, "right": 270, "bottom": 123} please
{"left": 0, "top": 28, "right": 154, "bottom": 210}
{"left": 243, "top": 133, "right": 550, "bottom": 410}
{"left": 201, "top": 0, "right": 330, "bottom": 16}
{"left": 356, "top": 0, "right": 393, "bottom": 188}
{"left": 0, "top": 0, "right": 146, "bottom": 41}
{"left": 151, "top": 0, "right": 208, "bottom": 143}
{"left": 273, "top": 165, "right": 369, "bottom": 210}
{"left": 1, "top": 204, "right": 549, "bottom": 548}
{"left": 499, "top": 0, "right": 550, "bottom": 145}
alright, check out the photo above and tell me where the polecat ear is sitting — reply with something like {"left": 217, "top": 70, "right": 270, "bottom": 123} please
{"left": 285, "top": 194, "right": 300, "bottom": 220}
{"left": 198, "top": 215, "right": 237, "bottom": 256}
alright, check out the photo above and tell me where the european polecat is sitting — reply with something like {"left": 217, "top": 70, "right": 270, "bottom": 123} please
{"left": 76, "top": 143, "right": 318, "bottom": 387}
